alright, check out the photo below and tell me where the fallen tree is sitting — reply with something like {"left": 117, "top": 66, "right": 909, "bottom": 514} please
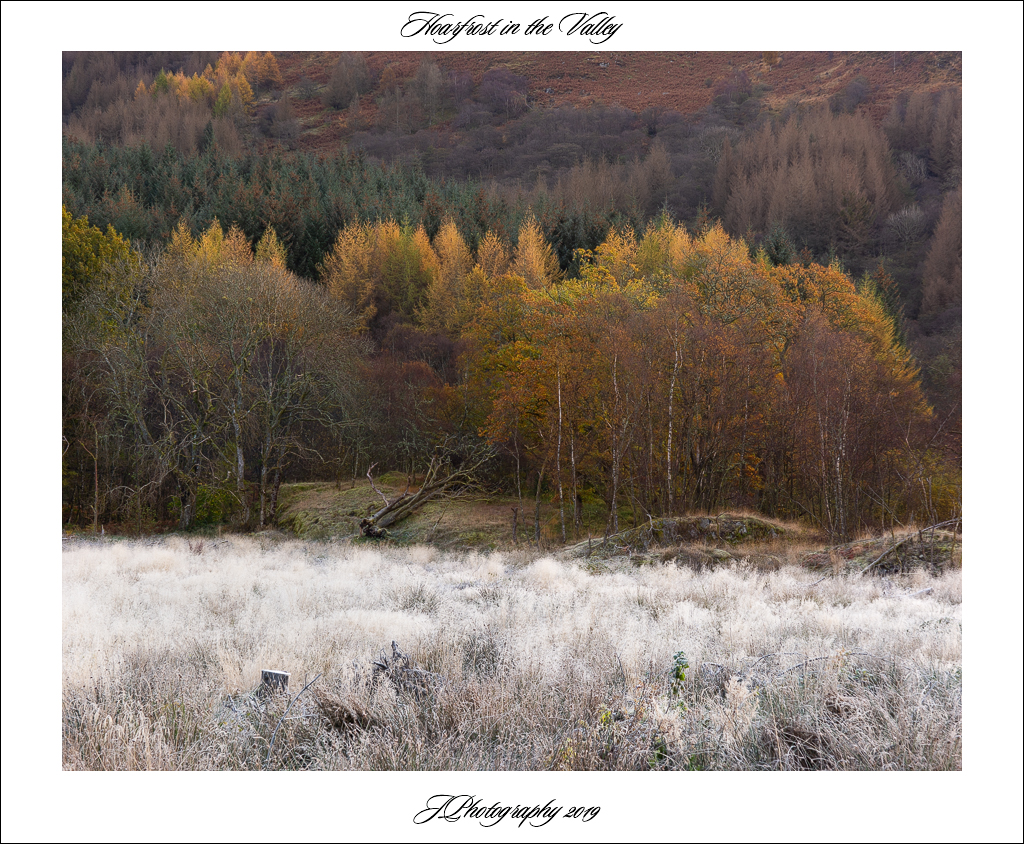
{"left": 360, "top": 439, "right": 492, "bottom": 538}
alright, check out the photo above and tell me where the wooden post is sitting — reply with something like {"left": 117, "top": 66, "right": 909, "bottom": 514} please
{"left": 260, "top": 670, "right": 290, "bottom": 696}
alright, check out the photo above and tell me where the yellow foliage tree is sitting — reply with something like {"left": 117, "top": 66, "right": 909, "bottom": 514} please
{"left": 321, "top": 221, "right": 438, "bottom": 330}
{"left": 512, "top": 216, "right": 561, "bottom": 289}
{"left": 259, "top": 52, "right": 283, "bottom": 89}
{"left": 234, "top": 74, "right": 255, "bottom": 113}
{"left": 213, "top": 83, "right": 233, "bottom": 117}
{"left": 422, "top": 220, "right": 473, "bottom": 334}
{"left": 476, "top": 229, "right": 511, "bottom": 280}
{"left": 217, "top": 51, "right": 242, "bottom": 76}
{"left": 255, "top": 227, "right": 289, "bottom": 270}
{"left": 185, "top": 73, "right": 214, "bottom": 104}
{"left": 592, "top": 226, "right": 640, "bottom": 285}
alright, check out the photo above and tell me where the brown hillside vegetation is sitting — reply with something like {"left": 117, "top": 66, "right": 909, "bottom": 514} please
{"left": 273, "top": 51, "right": 961, "bottom": 152}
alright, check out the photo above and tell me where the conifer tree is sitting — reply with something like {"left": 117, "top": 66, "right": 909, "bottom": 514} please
{"left": 213, "top": 83, "right": 232, "bottom": 118}
{"left": 255, "top": 227, "right": 289, "bottom": 269}
{"left": 475, "top": 230, "right": 511, "bottom": 280}
{"left": 422, "top": 220, "right": 472, "bottom": 334}
{"left": 920, "top": 186, "right": 961, "bottom": 316}
{"left": 234, "top": 74, "right": 254, "bottom": 113}
{"left": 259, "top": 52, "right": 283, "bottom": 90}
{"left": 513, "top": 216, "right": 561, "bottom": 289}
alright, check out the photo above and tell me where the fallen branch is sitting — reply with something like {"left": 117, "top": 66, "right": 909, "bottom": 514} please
{"left": 777, "top": 651, "right": 872, "bottom": 677}
{"left": 858, "top": 519, "right": 961, "bottom": 577}
{"left": 923, "top": 518, "right": 961, "bottom": 533}
{"left": 859, "top": 535, "right": 915, "bottom": 577}
{"left": 366, "top": 464, "right": 394, "bottom": 509}
{"left": 264, "top": 673, "right": 321, "bottom": 769}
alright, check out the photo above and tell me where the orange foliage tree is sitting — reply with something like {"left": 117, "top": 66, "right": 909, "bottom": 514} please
{"left": 461, "top": 219, "right": 937, "bottom": 539}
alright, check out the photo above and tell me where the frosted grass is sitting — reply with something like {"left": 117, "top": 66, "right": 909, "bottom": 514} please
{"left": 62, "top": 536, "right": 962, "bottom": 770}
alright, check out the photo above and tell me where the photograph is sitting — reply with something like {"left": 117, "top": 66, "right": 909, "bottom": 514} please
{"left": 58, "top": 45, "right": 965, "bottom": 776}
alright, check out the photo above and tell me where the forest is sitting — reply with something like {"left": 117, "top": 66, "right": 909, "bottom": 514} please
{"left": 61, "top": 50, "right": 962, "bottom": 541}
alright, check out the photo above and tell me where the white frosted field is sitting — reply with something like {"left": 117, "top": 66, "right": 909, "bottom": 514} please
{"left": 62, "top": 536, "right": 962, "bottom": 770}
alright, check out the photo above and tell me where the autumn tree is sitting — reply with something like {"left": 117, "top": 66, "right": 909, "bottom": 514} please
{"left": 411, "top": 59, "right": 451, "bottom": 125}
{"left": 320, "top": 220, "right": 438, "bottom": 335}
{"left": 62, "top": 208, "right": 145, "bottom": 530}
{"left": 476, "top": 229, "right": 511, "bottom": 280}
{"left": 512, "top": 216, "right": 561, "bottom": 289}
{"left": 259, "top": 52, "right": 283, "bottom": 90}
{"left": 62, "top": 206, "right": 135, "bottom": 318}
{"left": 463, "top": 219, "right": 936, "bottom": 539}
{"left": 716, "top": 107, "right": 901, "bottom": 271}
{"left": 213, "top": 83, "right": 233, "bottom": 118}
{"left": 421, "top": 219, "right": 473, "bottom": 335}
{"left": 270, "top": 94, "right": 299, "bottom": 140}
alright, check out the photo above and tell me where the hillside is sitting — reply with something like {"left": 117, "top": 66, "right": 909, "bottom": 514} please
{"left": 273, "top": 50, "right": 962, "bottom": 153}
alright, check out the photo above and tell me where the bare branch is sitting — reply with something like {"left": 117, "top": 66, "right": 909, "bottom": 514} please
{"left": 264, "top": 673, "right": 321, "bottom": 769}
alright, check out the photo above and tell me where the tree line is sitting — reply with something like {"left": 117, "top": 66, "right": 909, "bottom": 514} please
{"left": 63, "top": 208, "right": 957, "bottom": 538}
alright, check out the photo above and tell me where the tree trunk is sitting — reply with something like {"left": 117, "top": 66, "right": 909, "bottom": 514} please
{"left": 557, "top": 369, "right": 566, "bottom": 543}
{"left": 270, "top": 468, "right": 282, "bottom": 525}
{"left": 666, "top": 346, "right": 679, "bottom": 516}
{"left": 93, "top": 423, "right": 100, "bottom": 533}
{"left": 570, "top": 428, "right": 579, "bottom": 535}
{"left": 534, "top": 459, "right": 547, "bottom": 548}
{"left": 514, "top": 438, "right": 523, "bottom": 540}
{"left": 259, "top": 461, "right": 268, "bottom": 528}
{"left": 179, "top": 448, "right": 199, "bottom": 530}
{"left": 232, "top": 405, "right": 250, "bottom": 525}
{"left": 610, "top": 354, "right": 620, "bottom": 534}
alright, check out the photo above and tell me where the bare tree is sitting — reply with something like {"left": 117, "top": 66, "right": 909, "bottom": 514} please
{"left": 79, "top": 225, "right": 364, "bottom": 529}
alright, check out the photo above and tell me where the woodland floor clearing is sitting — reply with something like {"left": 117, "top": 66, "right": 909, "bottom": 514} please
{"left": 63, "top": 534, "right": 961, "bottom": 770}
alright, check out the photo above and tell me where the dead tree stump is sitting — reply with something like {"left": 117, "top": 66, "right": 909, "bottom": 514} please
{"left": 260, "top": 669, "right": 290, "bottom": 696}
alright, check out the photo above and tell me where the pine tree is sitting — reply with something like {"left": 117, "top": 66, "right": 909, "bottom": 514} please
{"left": 920, "top": 186, "right": 961, "bottom": 316}
{"left": 260, "top": 53, "right": 283, "bottom": 90}
{"left": 62, "top": 206, "right": 135, "bottom": 314}
{"left": 234, "top": 74, "right": 254, "bottom": 113}
{"left": 476, "top": 230, "right": 511, "bottom": 280}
